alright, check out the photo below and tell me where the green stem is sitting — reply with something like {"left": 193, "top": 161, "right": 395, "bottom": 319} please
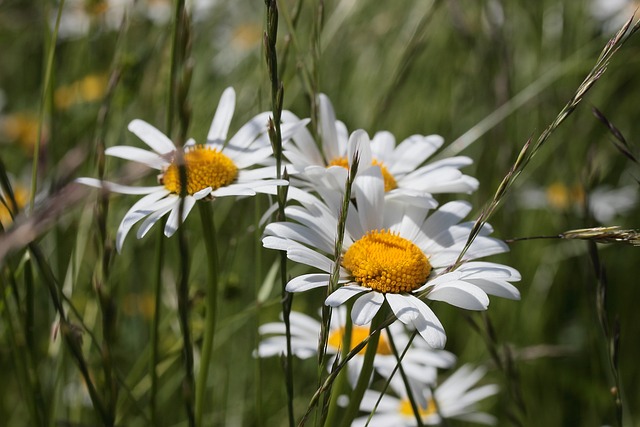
{"left": 195, "top": 202, "right": 220, "bottom": 425}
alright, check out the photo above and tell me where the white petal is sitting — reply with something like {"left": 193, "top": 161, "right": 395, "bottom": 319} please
{"left": 128, "top": 119, "right": 176, "bottom": 155}
{"left": 465, "top": 278, "right": 520, "bottom": 300}
{"left": 285, "top": 274, "right": 330, "bottom": 292}
{"left": 370, "top": 130, "right": 396, "bottom": 160}
{"left": 457, "top": 261, "right": 521, "bottom": 281}
{"left": 385, "top": 293, "right": 420, "bottom": 323}
{"left": 163, "top": 196, "right": 196, "bottom": 237}
{"left": 318, "top": 94, "right": 341, "bottom": 160}
{"left": 136, "top": 199, "right": 177, "bottom": 239}
{"left": 76, "top": 177, "right": 164, "bottom": 195}
{"left": 391, "top": 134, "right": 444, "bottom": 174}
{"left": 105, "top": 146, "right": 167, "bottom": 169}
{"left": 207, "top": 87, "right": 236, "bottom": 143}
{"left": 427, "top": 281, "right": 490, "bottom": 310}
{"left": 115, "top": 190, "right": 172, "bottom": 253}
{"left": 421, "top": 201, "right": 472, "bottom": 242}
{"left": 410, "top": 299, "right": 447, "bottom": 349}
{"left": 193, "top": 187, "right": 213, "bottom": 200}
{"left": 354, "top": 167, "right": 384, "bottom": 232}
{"left": 351, "top": 291, "right": 384, "bottom": 325}
{"left": 223, "top": 111, "right": 271, "bottom": 151}
{"left": 280, "top": 118, "right": 312, "bottom": 144}
{"left": 348, "top": 130, "right": 371, "bottom": 172}
{"left": 325, "top": 285, "right": 369, "bottom": 307}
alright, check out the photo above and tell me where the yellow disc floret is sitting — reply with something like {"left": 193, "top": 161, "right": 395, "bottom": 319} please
{"left": 327, "top": 325, "right": 392, "bottom": 356}
{"left": 399, "top": 397, "right": 436, "bottom": 419}
{"left": 343, "top": 230, "right": 431, "bottom": 293}
{"left": 161, "top": 145, "right": 238, "bottom": 195}
{"left": 327, "top": 156, "right": 398, "bottom": 192}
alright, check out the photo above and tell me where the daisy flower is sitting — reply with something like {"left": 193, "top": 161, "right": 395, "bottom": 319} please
{"left": 283, "top": 94, "right": 478, "bottom": 206}
{"left": 263, "top": 135, "right": 520, "bottom": 348}
{"left": 256, "top": 307, "right": 456, "bottom": 386}
{"left": 353, "top": 365, "right": 499, "bottom": 426}
{"left": 78, "top": 87, "right": 308, "bottom": 252}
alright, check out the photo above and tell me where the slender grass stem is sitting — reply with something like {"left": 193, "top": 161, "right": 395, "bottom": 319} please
{"left": 321, "top": 153, "right": 360, "bottom": 426}
{"left": 195, "top": 202, "right": 220, "bottom": 425}
{"left": 264, "top": 1, "right": 295, "bottom": 425}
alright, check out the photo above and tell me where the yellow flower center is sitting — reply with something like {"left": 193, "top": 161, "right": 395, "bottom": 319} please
{"left": 161, "top": 145, "right": 238, "bottom": 195}
{"left": 328, "top": 156, "right": 397, "bottom": 192}
{"left": 327, "top": 325, "right": 392, "bottom": 355}
{"left": 399, "top": 398, "right": 436, "bottom": 419}
{"left": 343, "top": 230, "right": 431, "bottom": 293}
{"left": 0, "top": 186, "right": 28, "bottom": 227}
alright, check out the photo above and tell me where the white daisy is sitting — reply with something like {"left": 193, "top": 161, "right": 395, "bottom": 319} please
{"left": 78, "top": 87, "right": 308, "bottom": 252}
{"left": 263, "top": 135, "right": 520, "bottom": 348}
{"left": 256, "top": 307, "right": 456, "bottom": 386}
{"left": 353, "top": 364, "right": 499, "bottom": 426}
{"left": 283, "top": 94, "right": 478, "bottom": 206}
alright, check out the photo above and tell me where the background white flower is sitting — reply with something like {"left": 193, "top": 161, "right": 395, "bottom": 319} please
{"left": 78, "top": 87, "right": 307, "bottom": 251}
{"left": 284, "top": 94, "right": 478, "bottom": 206}
{"left": 256, "top": 307, "right": 456, "bottom": 386}
{"left": 353, "top": 365, "right": 499, "bottom": 426}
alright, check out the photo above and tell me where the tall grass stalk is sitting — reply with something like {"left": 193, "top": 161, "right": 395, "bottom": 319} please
{"left": 321, "top": 149, "right": 360, "bottom": 426}
{"left": 264, "top": 1, "right": 295, "bottom": 425}
{"left": 453, "top": 16, "right": 640, "bottom": 268}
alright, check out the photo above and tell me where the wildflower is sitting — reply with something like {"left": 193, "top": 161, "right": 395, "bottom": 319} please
{"left": 55, "top": 74, "right": 109, "bottom": 110}
{"left": 353, "top": 365, "right": 499, "bottom": 426}
{"left": 256, "top": 307, "right": 456, "bottom": 386}
{"left": 284, "top": 94, "right": 478, "bottom": 205}
{"left": 78, "top": 87, "right": 308, "bottom": 252}
{"left": 519, "top": 181, "right": 638, "bottom": 223}
{"left": 263, "top": 142, "right": 520, "bottom": 348}
{"left": 0, "top": 112, "right": 45, "bottom": 154}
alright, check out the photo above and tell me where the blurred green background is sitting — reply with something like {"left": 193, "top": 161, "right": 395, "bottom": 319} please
{"left": 0, "top": 0, "right": 639, "bottom": 425}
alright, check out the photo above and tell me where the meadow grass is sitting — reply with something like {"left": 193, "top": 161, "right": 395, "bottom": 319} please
{"left": 0, "top": 0, "right": 639, "bottom": 426}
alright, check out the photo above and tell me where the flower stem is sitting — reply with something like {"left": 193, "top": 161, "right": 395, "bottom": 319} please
{"left": 195, "top": 202, "right": 220, "bottom": 425}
